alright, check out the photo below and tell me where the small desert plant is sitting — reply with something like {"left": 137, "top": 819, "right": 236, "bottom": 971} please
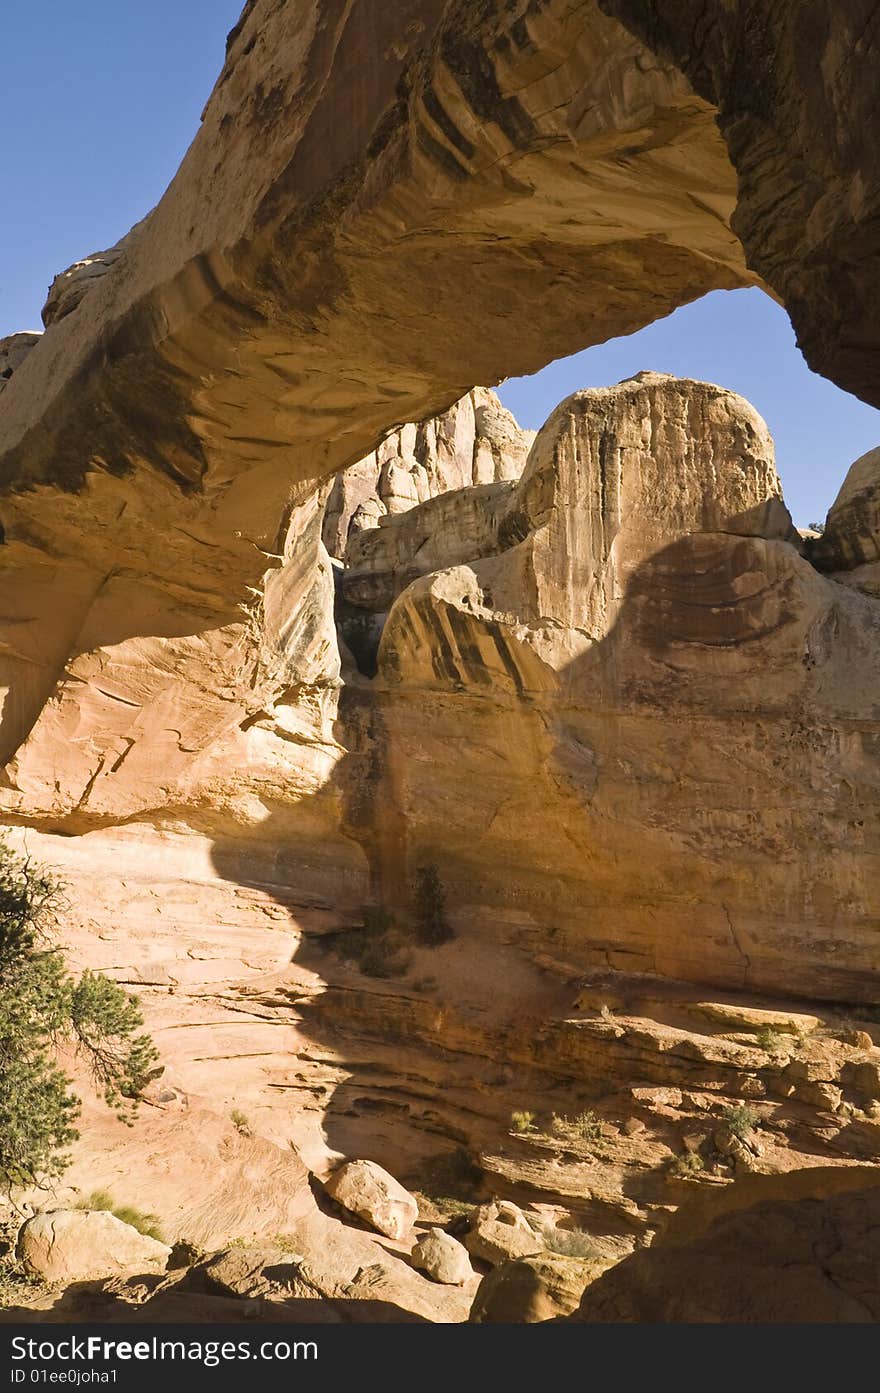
{"left": 720, "top": 1104, "right": 760, "bottom": 1138}
{"left": 551, "top": 1109, "right": 603, "bottom": 1144}
{"left": 333, "top": 910, "right": 410, "bottom": 979}
{"left": 0, "top": 1255, "right": 44, "bottom": 1308}
{"left": 413, "top": 864, "right": 454, "bottom": 946}
{"left": 76, "top": 1190, "right": 164, "bottom": 1243}
{"left": 754, "top": 1026, "right": 787, "bottom": 1053}
{"left": 411, "top": 976, "right": 438, "bottom": 993}
{"left": 511, "top": 1109, "right": 537, "bottom": 1134}
{"left": 570, "top": 1109, "right": 603, "bottom": 1141}
{"left": 270, "top": 1233, "right": 304, "bottom": 1256}
{"left": 231, "top": 1108, "right": 251, "bottom": 1137}
{"left": 668, "top": 1149, "right": 706, "bottom": 1179}
{"left": 363, "top": 906, "right": 394, "bottom": 936}
{"left": 359, "top": 933, "right": 411, "bottom": 979}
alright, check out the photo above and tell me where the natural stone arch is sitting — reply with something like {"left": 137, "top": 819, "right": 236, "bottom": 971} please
{"left": 0, "top": 0, "right": 875, "bottom": 821}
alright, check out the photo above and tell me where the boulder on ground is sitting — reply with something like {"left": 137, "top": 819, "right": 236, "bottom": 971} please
{"left": 570, "top": 1170, "right": 880, "bottom": 1322}
{"left": 469, "top": 1251, "right": 603, "bottom": 1322}
{"left": 18, "top": 1210, "right": 171, "bottom": 1284}
{"left": 323, "top": 1160, "right": 418, "bottom": 1240}
{"left": 411, "top": 1228, "right": 474, "bottom": 1286}
{"left": 464, "top": 1200, "right": 542, "bottom": 1266}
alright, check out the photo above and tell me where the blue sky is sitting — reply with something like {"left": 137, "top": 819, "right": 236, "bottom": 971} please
{"left": 498, "top": 289, "right": 880, "bottom": 528}
{"left": 3, "top": 3, "right": 877, "bottom": 527}
{"left": 0, "top": 0, "right": 242, "bottom": 332}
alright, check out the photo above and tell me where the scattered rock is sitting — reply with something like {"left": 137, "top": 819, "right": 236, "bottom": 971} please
{"left": 739, "top": 1077, "right": 767, "bottom": 1099}
{"left": 18, "top": 1211, "right": 171, "bottom": 1284}
{"left": 713, "top": 1124, "right": 763, "bottom": 1169}
{"left": 410, "top": 1228, "right": 474, "bottom": 1286}
{"left": 794, "top": 1081, "right": 843, "bottom": 1111}
{"left": 323, "top": 1160, "right": 418, "bottom": 1240}
{"left": 464, "top": 1201, "right": 543, "bottom": 1266}
{"left": 470, "top": 1251, "right": 605, "bottom": 1323}
{"left": 844, "top": 1059, "right": 880, "bottom": 1103}
{"left": 688, "top": 1002, "right": 822, "bottom": 1034}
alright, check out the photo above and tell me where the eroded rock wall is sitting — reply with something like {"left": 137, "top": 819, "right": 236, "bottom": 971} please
{"left": 0, "top": 0, "right": 767, "bottom": 815}
{"left": 323, "top": 387, "right": 532, "bottom": 560}
{"left": 364, "top": 375, "right": 880, "bottom": 1002}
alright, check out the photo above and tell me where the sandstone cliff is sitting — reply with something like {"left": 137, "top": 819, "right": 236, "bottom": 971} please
{"left": 361, "top": 373, "right": 880, "bottom": 1003}
{"left": 1, "top": 0, "right": 879, "bottom": 1325}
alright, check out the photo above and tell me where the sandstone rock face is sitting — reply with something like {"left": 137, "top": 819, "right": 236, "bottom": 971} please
{"left": 470, "top": 1251, "right": 603, "bottom": 1323}
{"left": 0, "top": 0, "right": 768, "bottom": 830}
{"left": 323, "top": 388, "right": 532, "bottom": 560}
{"left": 18, "top": 1211, "right": 171, "bottom": 1284}
{"left": 600, "top": 2, "right": 880, "bottom": 407}
{"left": 372, "top": 373, "right": 880, "bottom": 1001}
{"left": 1, "top": 0, "right": 879, "bottom": 1322}
{"left": 813, "top": 447, "right": 880, "bottom": 597}
{"left": 0, "top": 1, "right": 874, "bottom": 980}
{"left": 410, "top": 1228, "right": 474, "bottom": 1286}
{"left": 343, "top": 480, "right": 516, "bottom": 613}
{"left": 41, "top": 231, "right": 137, "bottom": 327}
{"left": 203, "top": 1244, "right": 301, "bottom": 1300}
{"left": 570, "top": 1168, "right": 880, "bottom": 1322}
{"left": 323, "top": 1160, "right": 418, "bottom": 1241}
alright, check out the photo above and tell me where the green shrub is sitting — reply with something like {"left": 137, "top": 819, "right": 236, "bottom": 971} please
{"left": 413, "top": 864, "right": 454, "bottom": 946}
{"left": 230, "top": 1109, "right": 251, "bottom": 1137}
{"left": 570, "top": 1109, "right": 603, "bottom": 1142}
{"left": 333, "top": 908, "right": 410, "bottom": 978}
{"left": 511, "top": 1110, "right": 537, "bottom": 1134}
{"left": 551, "top": 1109, "right": 603, "bottom": 1144}
{"left": 359, "top": 934, "right": 411, "bottom": 979}
{"left": 754, "top": 1026, "right": 787, "bottom": 1053}
{"left": 720, "top": 1104, "right": 760, "bottom": 1138}
{"left": 669, "top": 1149, "right": 705, "bottom": 1179}
{"left": 363, "top": 906, "right": 394, "bottom": 936}
{"left": 0, "top": 840, "right": 159, "bottom": 1195}
{"left": 76, "top": 1190, "right": 164, "bottom": 1243}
